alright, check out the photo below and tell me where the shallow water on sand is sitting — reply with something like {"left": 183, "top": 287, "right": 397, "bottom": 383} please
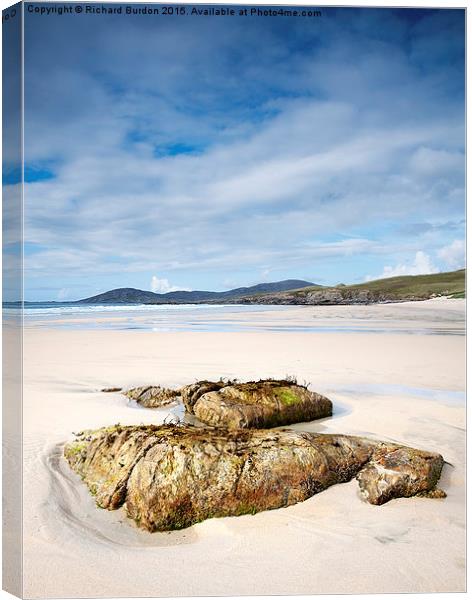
{"left": 18, "top": 301, "right": 466, "bottom": 335}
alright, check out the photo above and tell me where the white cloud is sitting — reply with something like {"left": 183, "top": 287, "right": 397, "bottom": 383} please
{"left": 20, "top": 11, "right": 465, "bottom": 299}
{"left": 150, "top": 276, "right": 190, "bottom": 294}
{"left": 409, "top": 146, "right": 464, "bottom": 176}
{"left": 57, "top": 288, "right": 70, "bottom": 300}
{"left": 367, "top": 251, "right": 439, "bottom": 281}
{"left": 260, "top": 269, "right": 272, "bottom": 281}
{"left": 437, "top": 239, "right": 465, "bottom": 269}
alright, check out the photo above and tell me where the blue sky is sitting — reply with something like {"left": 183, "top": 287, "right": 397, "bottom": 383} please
{"left": 17, "top": 5, "right": 465, "bottom": 300}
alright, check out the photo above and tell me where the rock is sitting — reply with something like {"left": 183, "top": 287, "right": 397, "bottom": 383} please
{"left": 101, "top": 387, "right": 122, "bottom": 393}
{"left": 125, "top": 385, "right": 179, "bottom": 408}
{"left": 64, "top": 425, "right": 163, "bottom": 509}
{"left": 416, "top": 488, "right": 447, "bottom": 499}
{"left": 184, "top": 379, "right": 332, "bottom": 429}
{"left": 356, "top": 443, "right": 445, "bottom": 505}
{"left": 180, "top": 380, "right": 227, "bottom": 412}
{"left": 306, "top": 289, "right": 345, "bottom": 304}
{"left": 64, "top": 425, "right": 445, "bottom": 532}
{"left": 105, "top": 379, "right": 332, "bottom": 428}
{"left": 234, "top": 288, "right": 402, "bottom": 306}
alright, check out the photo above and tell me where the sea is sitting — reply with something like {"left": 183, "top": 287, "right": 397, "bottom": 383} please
{"left": 2, "top": 301, "right": 465, "bottom": 336}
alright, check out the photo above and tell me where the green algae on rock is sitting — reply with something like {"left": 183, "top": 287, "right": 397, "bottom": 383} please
{"left": 64, "top": 424, "right": 446, "bottom": 533}
{"left": 181, "top": 379, "right": 333, "bottom": 429}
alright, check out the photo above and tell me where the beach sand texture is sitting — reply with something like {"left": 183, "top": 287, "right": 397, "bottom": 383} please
{"left": 18, "top": 300, "right": 465, "bottom": 597}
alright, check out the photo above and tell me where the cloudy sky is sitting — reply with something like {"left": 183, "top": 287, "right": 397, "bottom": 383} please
{"left": 20, "top": 5, "right": 465, "bottom": 301}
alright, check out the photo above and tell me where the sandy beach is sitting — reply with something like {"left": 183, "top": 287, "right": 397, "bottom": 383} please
{"left": 19, "top": 300, "right": 465, "bottom": 597}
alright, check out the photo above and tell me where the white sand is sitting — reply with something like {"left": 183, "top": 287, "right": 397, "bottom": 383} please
{"left": 20, "top": 300, "right": 465, "bottom": 597}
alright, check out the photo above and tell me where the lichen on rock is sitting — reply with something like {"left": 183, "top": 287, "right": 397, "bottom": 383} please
{"left": 182, "top": 379, "right": 333, "bottom": 429}
{"left": 64, "top": 424, "right": 445, "bottom": 533}
{"left": 108, "top": 378, "right": 332, "bottom": 429}
{"left": 356, "top": 443, "right": 445, "bottom": 504}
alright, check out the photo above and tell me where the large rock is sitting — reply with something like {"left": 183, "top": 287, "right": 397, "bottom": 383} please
{"left": 125, "top": 385, "right": 179, "bottom": 408}
{"left": 64, "top": 425, "right": 445, "bottom": 532}
{"left": 182, "top": 379, "right": 333, "bottom": 428}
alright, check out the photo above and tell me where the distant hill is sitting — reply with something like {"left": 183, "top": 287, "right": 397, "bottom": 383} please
{"left": 77, "top": 279, "right": 318, "bottom": 304}
{"left": 235, "top": 269, "right": 466, "bottom": 305}
{"left": 75, "top": 270, "right": 466, "bottom": 305}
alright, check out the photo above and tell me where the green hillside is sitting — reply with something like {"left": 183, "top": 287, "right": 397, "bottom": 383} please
{"left": 346, "top": 269, "right": 465, "bottom": 299}
{"left": 291, "top": 269, "right": 465, "bottom": 300}
{"left": 240, "top": 269, "right": 466, "bottom": 305}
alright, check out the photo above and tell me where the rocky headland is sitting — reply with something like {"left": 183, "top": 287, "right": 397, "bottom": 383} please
{"left": 236, "top": 287, "right": 395, "bottom": 305}
{"left": 232, "top": 269, "right": 464, "bottom": 305}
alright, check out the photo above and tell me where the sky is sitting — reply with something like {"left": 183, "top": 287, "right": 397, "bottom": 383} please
{"left": 16, "top": 4, "right": 466, "bottom": 301}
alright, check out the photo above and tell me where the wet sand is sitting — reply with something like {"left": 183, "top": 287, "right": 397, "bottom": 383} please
{"left": 19, "top": 299, "right": 465, "bottom": 597}
{"left": 22, "top": 297, "right": 466, "bottom": 335}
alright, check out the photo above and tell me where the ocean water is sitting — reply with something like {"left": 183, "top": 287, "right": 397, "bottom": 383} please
{"left": 8, "top": 303, "right": 296, "bottom": 332}
{"left": 3, "top": 302, "right": 465, "bottom": 335}
{"left": 8, "top": 302, "right": 255, "bottom": 315}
